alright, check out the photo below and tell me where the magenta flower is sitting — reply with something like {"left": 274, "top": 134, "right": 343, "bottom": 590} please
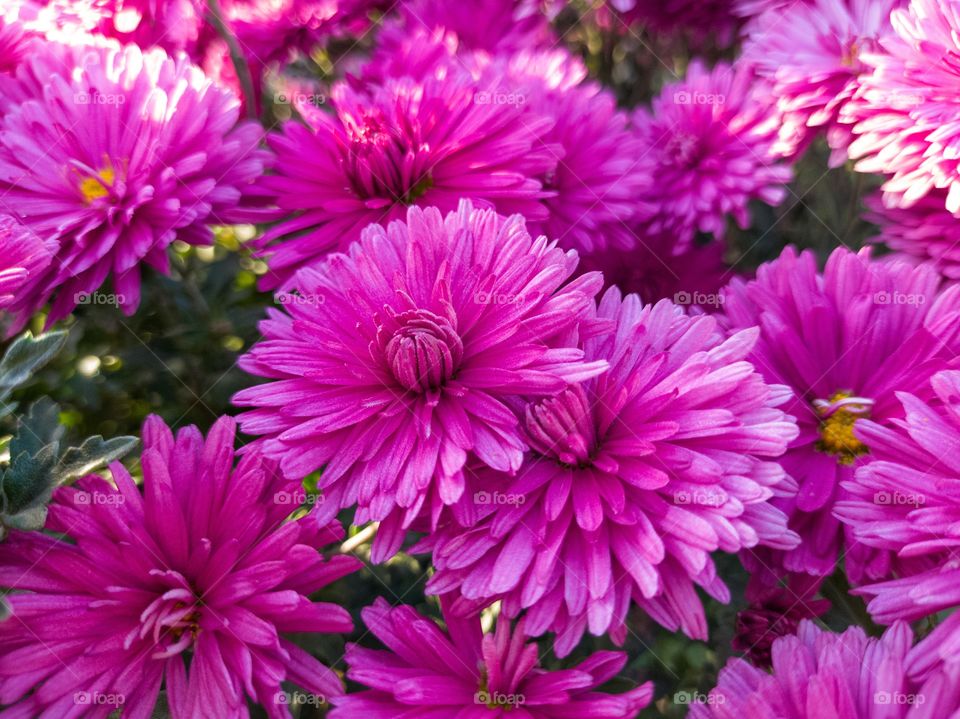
{"left": 835, "top": 369, "right": 960, "bottom": 680}
{"left": 720, "top": 246, "right": 960, "bottom": 586}
{"left": 0, "top": 215, "right": 53, "bottom": 308}
{"left": 632, "top": 60, "right": 790, "bottom": 249}
{"left": 0, "top": 415, "right": 359, "bottom": 718}
{"left": 846, "top": 0, "right": 960, "bottom": 214}
{"left": 0, "top": 43, "right": 268, "bottom": 330}
{"left": 0, "top": 14, "right": 33, "bottom": 72}
{"left": 254, "top": 74, "right": 557, "bottom": 289}
{"left": 741, "top": 0, "right": 899, "bottom": 166}
{"left": 598, "top": 0, "right": 741, "bottom": 43}
{"left": 690, "top": 620, "right": 960, "bottom": 719}
{"left": 866, "top": 188, "right": 960, "bottom": 279}
{"left": 330, "top": 598, "right": 653, "bottom": 718}
{"left": 424, "top": 288, "right": 800, "bottom": 656}
{"left": 234, "top": 201, "right": 606, "bottom": 562}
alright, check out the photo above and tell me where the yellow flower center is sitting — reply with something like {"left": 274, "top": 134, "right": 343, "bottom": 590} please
{"left": 815, "top": 391, "right": 872, "bottom": 465}
{"left": 79, "top": 163, "right": 115, "bottom": 203}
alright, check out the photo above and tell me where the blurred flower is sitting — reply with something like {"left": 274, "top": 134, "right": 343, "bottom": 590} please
{"left": 867, "top": 187, "right": 960, "bottom": 279}
{"left": 0, "top": 215, "right": 53, "bottom": 308}
{"left": 0, "top": 415, "right": 359, "bottom": 718}
{"left": 691, "top": 620, "right": 960, "bottom": 718}
{"left": 742, "top": 0, "right": 899, "bottom": 166}
{"left": 0, "top": 43, "right": 269, "bottom": 330}
{"left": 330, "top": 598, "right": 653, "bottom": 718}
{"left": 598, "top": 0, "right": 741, "bottom": 44}
{"left": 632, "top": 60, "right": 790, "bottom": 250}
{"left": 425, "top": 289, "right": 800, "bottom": 656}
{"left": 837, "top": 369, "right": 960, "bottom": 680}
{"left": 721, "top": 247, "right": 960, "bottom": 586}
{"left": 846, "top": 0, "right": 960, "bottom": 214}
{"left": 254, "top": 74, "right": 557, "bottom": 289}
{"left": 234, "top": 201, "right": 606, "bottom": 562}
{"left": 732, "top": 573, "right": 830, "bottom": 668}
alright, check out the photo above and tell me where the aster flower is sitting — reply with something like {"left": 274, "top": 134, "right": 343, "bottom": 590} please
{"left": 732, "top": 573, "right": 830, "bottom": 668}
{"left": 0, "top": 14, "right": 33, "bottom": 72}
{"left": 423, "top": 288, "right": 800, "bottom": 656}
{"left": 330, "top": 598, "right": 653, "bottom": 718}
{"left": 0, "top": 215, "right": 53, "bottom": 308}
{"left": 741, "top": 0, "right": 899, "bottom": 166}
{"left": 720, "top": 246, "right": 960, "bottom": 586}
{"left": 254, "top": 74, "right": 557, "bottom": 289}
{"left": 234, "top": 201, "right": 606, "bottom": 562}
{"left": 835, "top": 369, "right": 960, "bottom": 680}
{"left": 845, "top": 0, "right": 960, "bottom": 214}
{"left": 577, "top": 233, "right": 729, "bottom": 308}
{"left": 0, "top": 43, "right": 269, "bottom": 330}
{"left": 866, "top": 188, "right": 960, "bottom": 279}
{"left": 690, "top": 620, "right": 960, "bottom": 719}
{"left": 632, "top": 60, "right": 790, "bottom": 249}
{"left": 0, "top": 415, "right": 360, "bottom": 718}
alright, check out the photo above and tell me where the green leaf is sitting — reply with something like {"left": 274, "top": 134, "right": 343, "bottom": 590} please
{"left": 55, "top": 434, "right": 138, "bottom": 483}
{"left": 2, "top": 504, "right": 48, "bottom": 532}
{"left": 9, "top": 398, "right": 63, "bottom": 461}
{"left": 1, "top": 443, "right": 58, "bottom": 516}
{"left": 0, "top": 331, "right": 67, "bottom": 393}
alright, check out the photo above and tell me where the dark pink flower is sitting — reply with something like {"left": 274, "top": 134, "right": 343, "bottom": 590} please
{"left": 0, "top": 215, "right": 53, "bottom": 308}
{"left": 0, "top": 415, "right": 359, "bottom": 718}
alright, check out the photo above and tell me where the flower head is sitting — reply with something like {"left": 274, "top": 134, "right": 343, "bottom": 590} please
{"left": 691, "top": 620, "right": 960, "bottom": 719}
{"left": 234, "top": 201, "right": 606, "bottom": 562}
{"left": 0, "top": 215, "right": 53, "bottom": 308}
{"left": 255, "top": 74, "right": 557, "bottom": 289}
{"left": 741, "top": 0, "right": 899, "bottom": 166}
{"left": 330, "top": 598, "right": 653, "bottom": 718}
{"left": 720, "top": 246, "right": 960, "bottom": 585}
{"left": 632, "top": 60, "right": 790, "bottom": 249}
{"left": 0, "top": 43, "right": 268, "bottom": 330}
{"left": 836, "top": 369, "right": 960, "bottom": 680}
{"left": 425, "top": 288, "right": 800, "bottom": 656}
{"left": 0, "top": 415, "right": 359, "bottom": 718}
{"left": 846, "top": 0, "right": 960, "bottom": 213}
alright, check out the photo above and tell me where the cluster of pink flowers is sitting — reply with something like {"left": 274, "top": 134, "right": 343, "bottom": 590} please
{"left": 3, "top": 0, "right": 960, "bottom": 717}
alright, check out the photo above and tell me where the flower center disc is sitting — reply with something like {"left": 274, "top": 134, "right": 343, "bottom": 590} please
{"left": 524, "top": 384, "right": 596, "bottom": 467}
{"left": 814, "top": 391, "right": 873, "bottom": 465}
{"left": 385, "top": 309, "right": 463, "bottom": 394}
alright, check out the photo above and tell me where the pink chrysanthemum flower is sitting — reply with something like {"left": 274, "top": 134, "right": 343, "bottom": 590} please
{"left": 424, "top": 288, "right": 800, "bottom": 656}
{"left": 846, "top": 0, "right": 960, "bottom": 214}
{"left": 0, "top": 43, "right": 268, "bottom": 330}
{"left": 92, "top": 0, "right": 207, "bottom": 55}
{"left": 577, "top": 233, "right": 729, "bottom": 307}
{"left": 234, "top": 201, "right": 606, "bottom": 562}
{"left": 866, "top": 188, "right": 960, "bottom": 279}
{"left": 0, "top": 415, "right": 360, "bottom": 718}
{"left": 0, "top": 14, "right": 33, "bottom": 72}
{"left": 330, "top": 598, "right": 653, "bottom": 718}
{"left": 0, "top": 215, "right": 53, "bottom": 308}
{"left": 632, "top": 60, "right": 790, "bottom": 249}
{"left": 741, "top": 0, "right": 899, "bottom": 166}
{"left": 835, "top": 369, "right": 960, "bottom": 680}
{"left": 721, "top": 246, "right": 960, "bottom": 586}
{"left": 690, "top": 620, "right": 960, "bottom": 719}
{"left": 378, "top": 0, "right": 554, "bottom": 56}
{"left": 254, "top": 74, "right": 557, "bottom": 289}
